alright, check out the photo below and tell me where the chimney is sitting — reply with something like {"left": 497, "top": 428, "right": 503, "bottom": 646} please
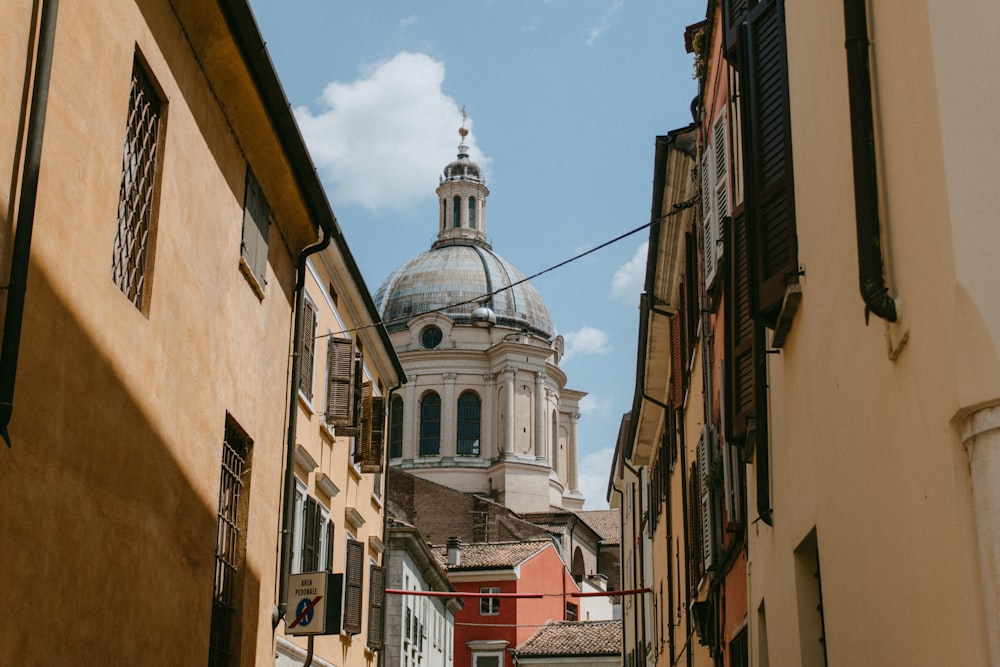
{"left": 446, "top": 536, "right": 462, "bottom": 567}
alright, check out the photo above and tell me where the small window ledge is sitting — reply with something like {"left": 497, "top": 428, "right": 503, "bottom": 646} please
{"left": 345, "top": 506, "right": 365, "bottom": 529}
{"left": 316, "top": 473, "right": 340, "bottom": 498}
{"left": 238, "top": 256, "right": 266, "bottom": 301}
{"left": 295, "top": 445, "right": 318, "bottom": 473}
{"left": 297, "top": 390, "right": 316, "bottom": 415}
{"left": 368, "top": 535, "right": 386, "bottom": 555}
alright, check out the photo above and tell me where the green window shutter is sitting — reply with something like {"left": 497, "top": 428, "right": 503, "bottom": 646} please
{"left": 299, "top": 300, "right": 316, "bottom": 400}
{"left": 302, "top": 496, "right": 320, "bottom": 572}
{"left": 366, "top": 565, "right": 386, "bottom": 650}
{"left": 324, "top": 521, "right": 335, "bottom": 572}
{"left": 725, "top": 213, "right": 756, "bottom": 443}
{"left": 325, "top": 338, "right": 355, "bottom": 429}
{"left": 743, "top": 0, "right": 797, "bottom": 326}
{"left": 343, "top": 539, "right": 365, "bottom": 635}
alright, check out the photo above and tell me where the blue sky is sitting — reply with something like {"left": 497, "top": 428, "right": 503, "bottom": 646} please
{"left": 248, "top": 0, "right": 705, "bottom": 508}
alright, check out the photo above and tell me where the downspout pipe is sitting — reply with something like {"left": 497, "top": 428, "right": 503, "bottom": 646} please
{"left": 0, "top": 0, "right": 59, "bottom": 447}
{"left": 277, "top": 227, "right": 332, "bottom": 625}
{"left": 844, "top": 0, "right": 897, "bottom": 324}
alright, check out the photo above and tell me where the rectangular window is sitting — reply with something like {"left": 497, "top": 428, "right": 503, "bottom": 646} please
{"left": 291, "top": 485, "right": 333, "bottom": 573}
{"left": 479, "top": 587, "right": 500, "bottom": 615}
{"left": 325, "top": 337, "right": 358, "bottom": 431}
{"left": 565, "top": 602, "right": 578, "bottom": 621}
{"left": 208, "top": 417, "right": 252, "bottom": 667}
{"left": 240, "top": 166, "right": 270, "bottom": 294}
{"left": 299, "top": 297, "right": 317, "bottom": 400}
{"left": 112, "top": 56, "right": 163, "bottom": 311}
{"left": 388, "top": 396, "right": 403, "bottom": 459}
{"left": 474, "top": 655, "right": 501, "bottom": 667}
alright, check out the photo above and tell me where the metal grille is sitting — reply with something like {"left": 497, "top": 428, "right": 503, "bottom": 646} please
{"left": 208, "top": 423, "right": 249, "bottom": 667}
{"left": 112, "top": 59, "right": 161, "bottom": 309}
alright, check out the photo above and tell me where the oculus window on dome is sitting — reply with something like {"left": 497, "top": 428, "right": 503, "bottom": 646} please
{"left": 420, "top": 325, "right": 443, "bottom": 348}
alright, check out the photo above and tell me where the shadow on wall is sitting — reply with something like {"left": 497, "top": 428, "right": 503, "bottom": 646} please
{"left": 0, "top": 262, "right": 261, "bottom": 663}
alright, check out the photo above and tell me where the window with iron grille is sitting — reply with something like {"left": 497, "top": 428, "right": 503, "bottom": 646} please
{"left": 112, "top": 56, "right": 163, "bottom": 311}
{"left": 208, "top": 417, "right": 252, "bottom": 667}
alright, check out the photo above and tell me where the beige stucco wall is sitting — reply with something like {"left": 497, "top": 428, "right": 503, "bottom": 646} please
{"left": 746, "top": 1, "right": 997, "bottom": 665}
{"left": 1, "top": 2, "right": 395, "bottom": 664}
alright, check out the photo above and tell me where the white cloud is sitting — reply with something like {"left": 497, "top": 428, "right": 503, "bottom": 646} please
{"left": 611, "top": 241, "right": 647, "bottom": 303}
{"left": 578, "top": 447, "right": 615, "bottom": 509}
{"left": 294, "top": 52, "right": 489, "bottom": 212}
{"left": 562, "top": 326, "right": 611, "bottom": 362}
{"left": 399, "top": 15, "right": 418, "bottom": 28}
{"left": 586, "top": 0, "right": 623, "bottom": 46}
{"left": 578, "top": 393, "right": 611, "bottom": 416}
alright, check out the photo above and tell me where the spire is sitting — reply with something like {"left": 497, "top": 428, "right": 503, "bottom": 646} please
{"left": 434, "top": 109, "right": 490, "bottom": 249}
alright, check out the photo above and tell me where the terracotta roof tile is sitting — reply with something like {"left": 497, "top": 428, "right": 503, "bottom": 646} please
{"left": 576, "top": 509, "right": 621, "bottom": 545}
{"left": 514, "top": 620, "right": 622, "bottom": 656}
{"left": 432, "top": 540, "right": 551, "bottom": 570}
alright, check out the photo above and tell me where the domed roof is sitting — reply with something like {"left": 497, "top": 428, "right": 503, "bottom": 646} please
{"left": 374, "top": 243, "right": 555, "bottom": 339}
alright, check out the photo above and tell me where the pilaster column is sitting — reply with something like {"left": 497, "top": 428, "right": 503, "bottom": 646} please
{"left": 482, "top": 374, "right": 495, "bottom": 459}
{"left": 403, "top": 378, "right": 417, "bottom": 460}
{"left": 534, "top": 372, "right": 547, "bottom": 460}
{"left": 961, "top": 402, "right": 1000, "bottom": 665}
{"left": 442, "top": 373, "right": 457, "bottom": 458}
{"left": 568, "top": 412, "right": 581, "bottom": 493}
{"left": 503, "top": 367, "right": 516, "bottom": 455}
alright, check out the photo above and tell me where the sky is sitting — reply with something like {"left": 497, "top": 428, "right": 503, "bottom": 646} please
{"left": 247, "top": 0, "right": 705, "bottom": 509}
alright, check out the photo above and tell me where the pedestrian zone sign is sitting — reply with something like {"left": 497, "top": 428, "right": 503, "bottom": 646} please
{"left": 285, "top": 572, "right": 343, "bottom": 636}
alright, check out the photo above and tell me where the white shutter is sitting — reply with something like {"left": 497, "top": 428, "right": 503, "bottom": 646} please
{"left": 701, "top": 150, "right": 718, "bottom": 285}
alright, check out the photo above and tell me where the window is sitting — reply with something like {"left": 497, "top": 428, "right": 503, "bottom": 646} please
{"left": 456, "top": 392, "right": 481, "bottom": 456}
{"left": 419, "top": 392, "right": 441, "bottom": 456}
{"left": 112, "top": 56, "right": 163, "bottom": 311}
{"left": 389, "top": 395, "right": 403, "bottom": 458}
{"left": 343, "top": 538, "right": 365, "bottom": 634}
{"left": 356, "top": 383, "right": 386, "bottom": 473}
{"left": 453, "top": 196, "right": 461, "bottom": 227}
{"left": 291, "top": 485, "right": 334, "bottom": 574}
{"left": 240, "top": 166, "right": 270, "bottom": 293}
{"left": 795, "top": 531, "right": 828, "bottom": 666}
{"left": 299, "top": 297, "right": 317, "bottom": 400}
{"left": 565, "top": 602, "right": 578, "bottom": 621}
{"left": 479, "top": 587, "right": 500, "bottom": 615}
{"left": 421, "top": 325, "right": 443, "bottom": 349}
{"left": 701, "top": 110, "right": 730, "bottom": 286}
{"left": 730, "top": 626, "right": 749, "bottom": 667}
{"left": 468, "top": 196, "right": 477, "bottom": 229}
{"left": 208, "top": 417, "right": 253, "bottom": 667}
{"left": 473, "top": 654, "right": 502, "bottom": 667}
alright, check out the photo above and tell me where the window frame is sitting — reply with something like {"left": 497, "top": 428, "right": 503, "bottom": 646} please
{"left": 456, "top": 391, "right": 481, "bottom": 456}
{"left": 479, "top": 587, "right": 500, "bottom": 616}
{"left": 419, "top": 392, "right": 441, "bottom": 456}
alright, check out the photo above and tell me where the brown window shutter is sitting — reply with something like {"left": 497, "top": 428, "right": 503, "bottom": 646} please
{"left": 361, "top": 395, "right": 386, "bottom": 474}
{"left": 299, "top": 300, "right": 317, "bottom": 400}
{"left": 325, "top": 337, "right": 355, "bottom": 428}
{"left": 725, "top": 213, "right": 757, "bottom": 443}
{"left": 356, "top": 382, "right": 373, "bottom": 467}
{"left": 688, "top": 461, "right": 703, "bottom": 587}
{"left": 366, "top": 565, "right": 386, "bottom": 650}
{"left": 349, "top": 352, "right": 365, "bottom": 434}
{"left": 343, "top": 539, "right": 365, "bottom": 634}
{"left": 241, "top": 167, "right": 270, "bottom": 288}
{"left": 722, "top": 0, "right": 750, "bottom": 56}
{"left": 670, "top": 310, "right": 684, "bottom": 409}
{"left": 324, "top": 521, "right": 335, "bottom": 572}
{"left": 302, "top": 496, "right": 320, "bottom": 572}
{"left": 743, "top": 0, "right": 797, "bottom": 326}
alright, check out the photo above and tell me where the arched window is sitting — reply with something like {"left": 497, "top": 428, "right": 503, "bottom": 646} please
{"left": 468, "top": 196, "right": 476, "bottom": 229}
{"left": 389, "top": 395, "right": 403, "bottom": 459}
{"left": 419, "top": 392, "right": 441, "bottom": 456}
{"left": 453, "top": 196, "right": 461, "bottom": 228}
{"left": 456, "top": 392, "right": 481, "bottom": 456}
{"left": 440, "top": 198, "right": 446, "bottom": 231}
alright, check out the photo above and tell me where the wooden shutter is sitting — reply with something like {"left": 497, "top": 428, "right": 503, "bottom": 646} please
{"left": 743, "top": 0, "right": 797, "bottom": 326}
{"left": 343, "top": 539, "right": 365, "bottom": 634}
{"left": 670, "top": 310, "right": 684, "bottom": 409}
{"left": 722, "top": 0, "right": 750, "bottom": 56}
{"left": 361, "top": 395, "right": 386, "bottom": 474}
{"left": 350, "top": 352, "right": 364, "bottom": 434}
{"left": 324, "top": 520, "right": 335, "bottom": 572}
{"left": 699, "top": 429, "right": 715, "bottom": 571}
{"left": 688, "top": 461, "right": 703, "bottom": 587}
{"left": 701, "top": 150, "right": 718, "bottom": 285}
{"left": 325, "top": 337, "right": 355, "bottom": 428}
{"left": 300, "top": 300, "right": 316, "bottom": 400}
{"left": 302, "top": 496, "right": 320, "bottom": 572}
{"left": 356, "top": 382, "right": 373, "bottom": 468}
{"left": 725, "top": 213, "right": 756, "bottom": 444}
{"left": 241, "top": 167, "right": 270, "bottom": 288}
{"left": 366, "top": 565, "right": 386, "bottom": 650}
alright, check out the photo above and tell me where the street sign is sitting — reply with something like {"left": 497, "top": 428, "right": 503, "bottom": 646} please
{"left": 285, "top": 572, "right": 344, "bottom": 636}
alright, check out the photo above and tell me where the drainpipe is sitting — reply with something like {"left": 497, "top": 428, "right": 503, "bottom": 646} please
{"left": 844, "top": 0, "right": 897, "bottom": 324}
{"left": 0, "top": 0, "right": 59, "bottom": 447}
{"left": 277, "top": 228, "right": 332, "bottom": 625}
{"left": 377, "top": 384, "right": 401, "bottom": 667}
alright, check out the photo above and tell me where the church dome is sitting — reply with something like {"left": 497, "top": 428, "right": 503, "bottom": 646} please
{"left": 374, "top": 243, "right": 555, "bottom": 339}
